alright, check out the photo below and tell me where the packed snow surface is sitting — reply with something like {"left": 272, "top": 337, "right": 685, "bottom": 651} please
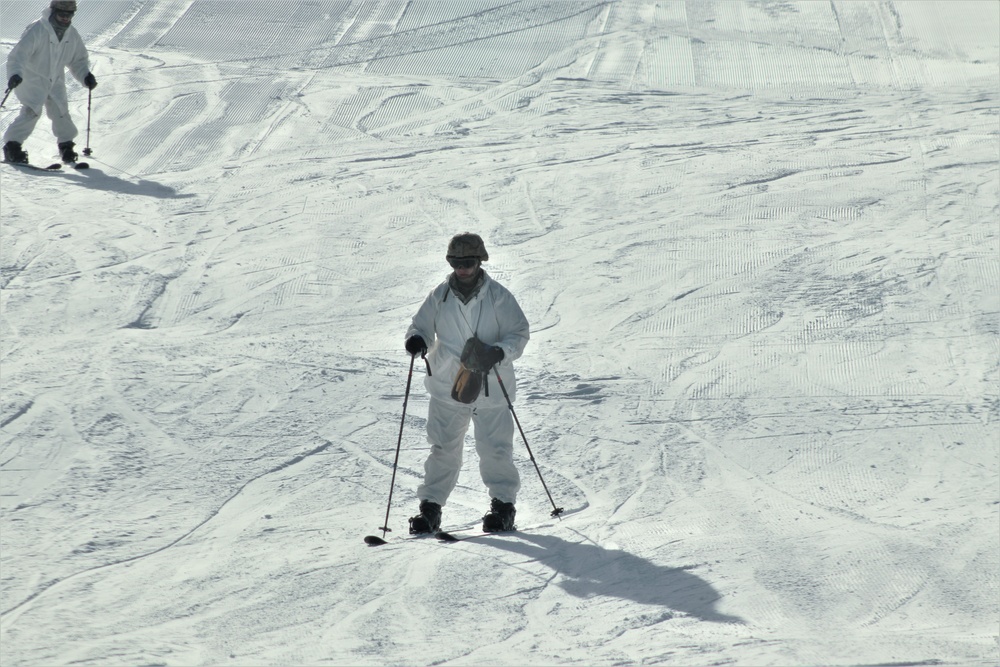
{"left": 1, "top": 1, "right": 997, "bottom": 665}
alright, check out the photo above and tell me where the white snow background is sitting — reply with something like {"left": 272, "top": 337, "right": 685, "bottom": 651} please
{"left": 1, "top": 1, "right": 998, "bottom": 665}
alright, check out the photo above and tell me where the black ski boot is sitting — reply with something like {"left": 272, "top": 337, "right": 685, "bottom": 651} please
{"left": 408, "top": 500, "right": 442, "bottom": 535}
{"left": 3, "top": 141, "right": 28, "bottom": 164}
{"left": 58, "top": 141, "right": 78, "bottom": 163}
{"left": 482, "top": 498, "right": 516, "bottom": 532}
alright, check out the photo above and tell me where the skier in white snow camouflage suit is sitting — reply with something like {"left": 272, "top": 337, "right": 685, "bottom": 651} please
{"left": 3, "top": 0, "right": 96, "bottom": 165}
{"left": 405, "top": 233, "right": 530, "bottom": 534}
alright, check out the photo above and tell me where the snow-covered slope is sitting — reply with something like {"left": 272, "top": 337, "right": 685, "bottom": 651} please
{"left": 1, "top": 1, "right": 997, "bottom": 665}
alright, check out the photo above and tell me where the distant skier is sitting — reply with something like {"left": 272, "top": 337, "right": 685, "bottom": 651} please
{"left": 404, "top": 233, "right": 530, "bottom": 534}
{"left": 2, "top": 0, "right": 97, "bottom": 165}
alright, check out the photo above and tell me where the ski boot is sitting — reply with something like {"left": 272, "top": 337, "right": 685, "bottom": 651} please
{"left": 482, "top": 498, "right": 516, "bottom": 532}
{"left": 3, "top": 141, "right": 28, "bottom": 164}
{"left": 408, "top": 500, "right": 442, "bottom": 535}
{"left": 58, "top": 141, "right": 78, "bottom": 163}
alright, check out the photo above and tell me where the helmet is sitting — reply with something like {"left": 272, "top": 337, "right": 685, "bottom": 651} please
{"left": 51, "top": 1, "right": 77, "bottom": 11}
{"left": 446, "top": 232, "right": 488, "bottom": 261}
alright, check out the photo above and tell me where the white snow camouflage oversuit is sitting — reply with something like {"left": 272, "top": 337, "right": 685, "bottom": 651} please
{"left": 406, "top": 271, "right": 530, "bottom": 506}
{"left": 4, "top": 8, "right": 90, "bottom": 144}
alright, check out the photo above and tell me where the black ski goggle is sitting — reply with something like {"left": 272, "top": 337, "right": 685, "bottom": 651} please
{"left": 54, "top": 10, "right": 75, "bottom": 18}
{"left": 448, "top": 257, "right": 479, "bottom": 270}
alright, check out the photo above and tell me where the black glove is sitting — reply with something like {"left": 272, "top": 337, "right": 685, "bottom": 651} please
{"left": 8, "top": 74, "right": 22, "bottom": 89}
{"left": 83, "top": 72, "right": 97, "bottom": 90}
{"left": 461, "top": 338, "right": 504, "bottom": 372}
{"left": 480, "top": 344, "right": 504, "bottom": 369}
{"left": 405, "top": 335, "right": 427, "bottom": 356}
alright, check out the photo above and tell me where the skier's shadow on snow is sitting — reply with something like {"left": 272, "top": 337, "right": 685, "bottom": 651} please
{"left": 67, "top": 168, "right": 194, "bottom": 199}
{"left": 484, "top": 532, "right": 744, "bottom": 624}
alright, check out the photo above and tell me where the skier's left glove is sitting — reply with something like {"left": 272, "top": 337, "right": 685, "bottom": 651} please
{"left": 84, "top": 72, "right": 97, "bottom": 90}
{"left": 7, "top": 74, "right": 22, "bottom": 89}
{"left": 462, "top": 338, "right": 504, "bottom": 372}
{"left": 481, "top": 344, "right": 504, "bottom": 370}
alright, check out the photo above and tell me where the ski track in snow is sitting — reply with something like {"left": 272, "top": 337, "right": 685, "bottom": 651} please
{"left": 1, "top": 1, "right": 998, "bottom": 666}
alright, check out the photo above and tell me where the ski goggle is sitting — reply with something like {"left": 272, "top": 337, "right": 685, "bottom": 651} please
{"left": 447, "top": 257, "right": 479, "bottom": 269}
{"left": 54, "top": 10, "right": 75, "bottom": 18}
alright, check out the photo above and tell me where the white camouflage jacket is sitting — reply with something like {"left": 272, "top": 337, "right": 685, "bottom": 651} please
{"left": 7, "top": 8, "right": 90, "bottom": 115}
{"left": 406, "top": 271, "right": 530, "bottom": 407}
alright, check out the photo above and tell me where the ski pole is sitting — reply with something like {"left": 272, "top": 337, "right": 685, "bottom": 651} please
{"left": 82, "top": 87, "right": 93, "bottom": 156}
{"left": 492, "top": 367, "right": 564, "bottom": 518}
{"left": 0, "top": 87, "right": 11, "bottom": 109}
{"left": 367, "top": 353, "right": 417, "bottom": 545}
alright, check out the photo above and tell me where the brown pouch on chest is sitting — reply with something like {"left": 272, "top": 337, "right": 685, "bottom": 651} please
{"left": 451, "top": 363, "right": 483, "bottom": 403}
{"left": 452, "top": 337, "right": 489, "bottom": 403}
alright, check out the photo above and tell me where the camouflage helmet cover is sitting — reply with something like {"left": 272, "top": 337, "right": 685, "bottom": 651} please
{"left": 446, "top": 232, "right": 488, "bottom": 262}
{"left": 50, "top": 0, "right": 77, "bottom": 11}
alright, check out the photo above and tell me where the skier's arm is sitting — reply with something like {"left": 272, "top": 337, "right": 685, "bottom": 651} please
{"left": 405, "top": 288, "right": 441, "bottom": 351}
{"left": 6, "top": 25, "right": 40, "bottom": 82}
{"left": 494, "top": 291, "right": 529, "bottom": 364}
{"left": 66, "top": 35, "right": 91, "bottom": 85}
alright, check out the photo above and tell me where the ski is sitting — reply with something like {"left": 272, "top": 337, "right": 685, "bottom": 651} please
{"left": 435, "top": 529, "right": 518, "bottom": 542}
{"left": 3, "top": 161, "right": 62, "bottom": 172}
{"left": 66, "top": 162, "right": 89, "bottom": 170}
{"left": 365, "top": 528, "right": 522, "bottom": 546}
{"left": 436, "top": 530, "right": 476, "bottom": 542}
{"left": 364, "top": 532, "right": 436, "bottom": 546}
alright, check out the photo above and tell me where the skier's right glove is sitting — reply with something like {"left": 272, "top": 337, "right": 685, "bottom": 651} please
{"left": 7, "top": 74, "right": 22, "bottom": 89}
{"left": 84, "top": 72, "right": 97, "bottom": 89}
{"left": 405, "top": 335, "right": 427, "bottom": 356}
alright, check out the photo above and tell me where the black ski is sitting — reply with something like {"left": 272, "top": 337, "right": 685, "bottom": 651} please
{"left": 3, "top": 161, "right": 62, "bottom": 172}
{"left": 365, "top": 529, "right": 520, "bottom": 545}
{"left": 364, "top": 532, "right": 435, "bottom": 546}
{"left": 65, "top": 161, "right": 89, "bottom": 170}
{"left": 436, "top": 530, "right": 473, "bottom": 542}
{"left": 435, "top": 529, "right": 518, "bottom": 542}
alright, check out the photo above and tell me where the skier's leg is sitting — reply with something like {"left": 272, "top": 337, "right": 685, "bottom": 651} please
{"left": 46, "top": 95, "right": 78, "bottom": 144}
{"left": 2, "top": 105, "right": 42, "bottom": 144}
{"left": 417, "top": 397, "right": 472, "bottom": 506}
{"left": 472, "top": 406, "right": 519, "bottom": 504}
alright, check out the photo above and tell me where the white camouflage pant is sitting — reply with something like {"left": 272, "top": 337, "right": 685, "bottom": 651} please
{"left": 417, "top": 397, "right": 520, "bottom": 506}
{"left": 3, "top": 97, "right": 78, "bottom": 145}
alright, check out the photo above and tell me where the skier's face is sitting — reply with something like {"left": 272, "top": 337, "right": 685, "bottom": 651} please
{"left": 53, "top": 9, "right": 74, "bottom": 25}
{"left": 449, "top": 257, "right": 480, "bottom": 283}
